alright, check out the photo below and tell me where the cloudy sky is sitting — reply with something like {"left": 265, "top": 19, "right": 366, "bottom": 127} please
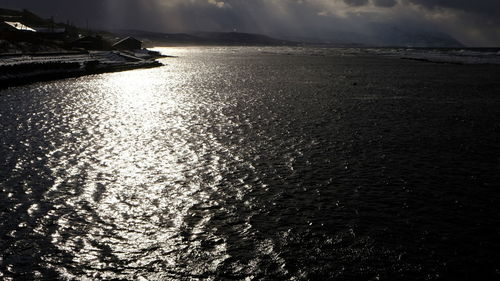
{"left": 2, "top": 0, "right": 500, "bottom": 46}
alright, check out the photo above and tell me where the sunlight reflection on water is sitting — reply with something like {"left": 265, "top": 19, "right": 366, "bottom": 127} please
{"left": 2, "top": 47, "right": 500, "bottom": 280}
{"left": 43, "top": 57, "right": 235, "bottom": 279}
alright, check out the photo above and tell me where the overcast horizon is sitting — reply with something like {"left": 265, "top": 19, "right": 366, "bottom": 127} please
{"left": 2, "top": 0, "right": 500, "bottom": 46}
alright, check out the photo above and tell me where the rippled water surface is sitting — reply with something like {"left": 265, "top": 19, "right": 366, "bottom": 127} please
{"left": 1, "top": 47, "right": 500, "bottom": 280}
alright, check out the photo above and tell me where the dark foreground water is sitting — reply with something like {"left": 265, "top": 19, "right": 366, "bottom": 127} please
{"left": 1, "top": 47, "right": 500, "bottom": 280}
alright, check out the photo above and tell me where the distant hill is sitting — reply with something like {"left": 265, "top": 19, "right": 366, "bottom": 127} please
{"left": 282, "top": 25, "right": 464, "bottom": 48}
{"left": 112, "top": 27, "right": 463, "bottom": 48}
{"left": 112, "top": 29, "right": 295, "bottom": 46}
{"left": 0, "top": 7, "right": 80, "bottom": 38}
{"left": 0, "top": 8, "right": 58, "bottom": 28}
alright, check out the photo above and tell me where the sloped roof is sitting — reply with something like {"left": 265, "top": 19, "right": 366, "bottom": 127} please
{"left": 4, "top": 21, "right": 36, "bottom": 32}
{"left": 113, "top": 36, "right": 142, "bottom": 46}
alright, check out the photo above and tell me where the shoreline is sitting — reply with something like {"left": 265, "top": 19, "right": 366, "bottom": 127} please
{"left": 0, "top": 50, "right": 164, "bottom": 89}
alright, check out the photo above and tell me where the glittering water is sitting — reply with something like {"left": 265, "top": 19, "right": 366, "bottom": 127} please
{"left": 1, "top": 47, "right": 500, "bottom": 280}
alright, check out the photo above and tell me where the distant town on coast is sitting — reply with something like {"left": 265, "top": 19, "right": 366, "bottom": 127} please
{"left": 0, "top": 8, "right": 174, "bottom": 88}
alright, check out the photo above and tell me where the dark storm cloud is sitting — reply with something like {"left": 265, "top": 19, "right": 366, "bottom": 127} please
{"left": 1, "top": 0, "right": 500, "bottom": 46}
{"left": 373, "top": 0, "right": 397, "bottom": 8}
{"left": 408, "top": 0, "right": 500, "bottom": 17}
{"left": 343, "top": 0, "right": 369, "bottom": 7}
{"left": 405, "top": 0, "right": 500, "bottom": 46}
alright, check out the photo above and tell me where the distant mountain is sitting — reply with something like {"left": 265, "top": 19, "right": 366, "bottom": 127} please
{"left": 113, "top": 28, "right": 463, "bottom": 48}
{"left": 112, "top": 30, "right": 295, "bottom": 46}
{"left": 282, "top": 24, "right": 464, "bottom": 48}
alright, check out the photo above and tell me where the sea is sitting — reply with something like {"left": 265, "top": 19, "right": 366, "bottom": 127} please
{"left": 1, "top": 47, "right": 500, "bottom": 280}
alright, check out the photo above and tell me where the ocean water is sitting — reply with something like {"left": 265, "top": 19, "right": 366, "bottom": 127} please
{"left": 364, "top": 47, "right": 500, "bottom": 65}
{"left": 1, "top": 47, "right": 500, "bottom": 280}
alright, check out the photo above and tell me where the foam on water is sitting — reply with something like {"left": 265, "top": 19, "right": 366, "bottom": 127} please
{"left": 365, "top": 47, "right": 500, "bottom": 64}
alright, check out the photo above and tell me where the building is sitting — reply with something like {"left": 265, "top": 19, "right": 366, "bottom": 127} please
{"left": 112, "top": 37, "right": 142, "bottom": 51}
{"left": 70, "top": 35, "right": 108, "bottom": 50}
{"left": 34, "top": 26, "right": 67, "bottom": 40}
{"left": 3, "top": 21, "right": 36, "bottom": 32}
{"left": 34, "top": 27, "right": 66, "bottom": 34}
{"left": 0, "top": 21, "right": 38, "bottom": 42}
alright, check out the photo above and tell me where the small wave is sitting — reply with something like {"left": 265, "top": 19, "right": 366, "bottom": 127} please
{"left": 367, "top": 48, "right": 500, "bottom": 65}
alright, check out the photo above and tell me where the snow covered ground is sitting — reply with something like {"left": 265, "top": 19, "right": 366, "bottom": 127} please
{"left": 0, "top": 50, "right": 162, "bottom": 88}
{"left": 0, "top": 51, "right": 146, "bottom": 67}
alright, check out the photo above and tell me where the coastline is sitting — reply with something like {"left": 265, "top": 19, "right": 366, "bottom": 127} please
{"left": 0, "top": 50, "right": 164, "bottom": 89}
